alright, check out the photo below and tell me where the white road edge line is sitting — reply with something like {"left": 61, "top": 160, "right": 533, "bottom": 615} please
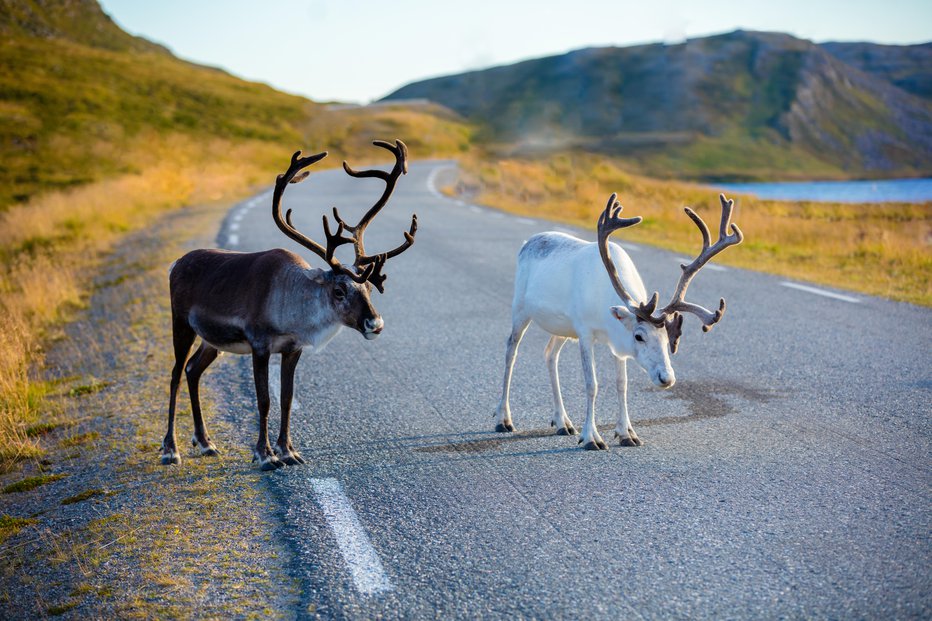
{"left": 780, "top": 281, "right": 860, "bottom": 303}
{"left": 310, "top": 478, "right": 393, "bottom": 596}
{"left": 426, "top": 164, "right": 456, "bottom": 200}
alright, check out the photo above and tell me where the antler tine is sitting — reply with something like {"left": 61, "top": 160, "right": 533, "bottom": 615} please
{"left": 596, "top": 193, "right": 660, "bottom": 321}
{"left": 340, "top": 139, "right": 408, "bottom": 237}
{"left": 659, "top": 193, "right": 743, "bottom": 332}
{"left": 272, "top": 150, "right": 330, "bottom": 262}
{"left": 336, "top": 139, "right": 417, "bottom": 290}
{"left": 321, "top": 215, "right": 356, "bottom": 263}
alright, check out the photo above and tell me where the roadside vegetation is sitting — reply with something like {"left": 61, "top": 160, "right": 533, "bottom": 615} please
{"left": 453, "top": 152, "right": 932, "bottom": 306}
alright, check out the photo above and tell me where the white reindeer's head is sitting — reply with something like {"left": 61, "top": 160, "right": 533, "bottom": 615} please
{"left": 609, "top": 305, "right": 676, "bottom": 388}
{"left": 598, "top": 192, "right": 743, "bottom": 389}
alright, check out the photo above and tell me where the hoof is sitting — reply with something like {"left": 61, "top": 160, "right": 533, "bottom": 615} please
{"left": 192, "top": 437, "right": 220, "bottom": 456}
{"left": 259, "top": 457, "right": 284, "bottom": 471}
{"left": 555, "top": 426, "right": 577, "bottom": 436}
{"left": 274, "top": 445, "right": 306, "bottom": 466}
{"left": 279, "top": 453, "right": 306, "bottom": 466}
{"left": 580, "top": 439, "right": 608, "bottom": 451}
{"left": 614, "top": 431, "right": 643, "bottom": 447}
{"left": 160, "top": 452, "right": 180, "bottom": 465}
{"left": 495, "top": 422, "right": 515, "bottom": 433}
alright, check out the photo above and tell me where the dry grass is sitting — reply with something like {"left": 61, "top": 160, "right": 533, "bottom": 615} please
{"left": 0, "top": 133, "right": 288, "bottom": 470}
{"left": 455, "top": 152, "right": 932, "bottom": 306}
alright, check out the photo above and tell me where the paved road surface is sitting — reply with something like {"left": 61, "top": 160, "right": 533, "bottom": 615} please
{"left": 207, "top": 160, "right": 931, "bottom": 619}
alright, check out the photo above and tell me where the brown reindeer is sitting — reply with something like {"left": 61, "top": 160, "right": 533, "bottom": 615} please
{"left": 162, "top": 140, "right": 416, "bottom": 469}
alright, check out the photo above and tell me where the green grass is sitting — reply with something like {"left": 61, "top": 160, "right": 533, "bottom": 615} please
{"left": 2, "top": 472, "right": 67, "bottom": 493}
{"left": 0, "top": 514, "right": 38, "bottom": 543}
{"left": 67, "top": 380, "right": 111, "bottom": 398}
{"left": 61, "top": 488, "right": 105, "bottom": 505}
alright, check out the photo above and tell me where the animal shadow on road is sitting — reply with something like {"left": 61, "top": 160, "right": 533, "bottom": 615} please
{"left": 415, "top": 379, "right": 783, "bottom": 455}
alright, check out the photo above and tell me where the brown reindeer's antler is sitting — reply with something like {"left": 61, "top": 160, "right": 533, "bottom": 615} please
{"left": 331, "top": 139, "right": 418, "bottom": 292}
{"left": 271, "top": 150, "right": 375, "bottom": 284}
{"left": 596, "top": 192, "right": 743, "bottom": 354}
{"left": 657, "top": 193, "right": 743, "bottom": 351}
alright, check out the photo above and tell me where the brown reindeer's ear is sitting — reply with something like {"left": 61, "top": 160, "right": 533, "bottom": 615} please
{"left": 290, "top": 171, "right": 311, "bottom": 184}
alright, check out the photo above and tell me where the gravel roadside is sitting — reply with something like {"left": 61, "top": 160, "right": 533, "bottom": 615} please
{"left": 0, "top": 198, "right": 302, "bottom": 618}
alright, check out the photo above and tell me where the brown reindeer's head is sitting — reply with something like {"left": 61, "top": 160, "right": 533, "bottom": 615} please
{"left": 273, "top": 140, "right": 417, "bottom": 339}
{"left": 324, "top": 271, "right": 383, "bottom": 339}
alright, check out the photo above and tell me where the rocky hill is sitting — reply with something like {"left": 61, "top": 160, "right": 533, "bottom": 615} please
{"left": 383, "top": 30, "right": 932, "bottom": 180}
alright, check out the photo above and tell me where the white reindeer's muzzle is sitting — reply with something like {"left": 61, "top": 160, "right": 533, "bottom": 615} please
{"left": 653, "top": 368, "right": 676, "bottom": 389}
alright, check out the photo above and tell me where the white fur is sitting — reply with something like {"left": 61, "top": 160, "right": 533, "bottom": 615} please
{"left": 495, "top": 232, "right": 675, "bottom": 448}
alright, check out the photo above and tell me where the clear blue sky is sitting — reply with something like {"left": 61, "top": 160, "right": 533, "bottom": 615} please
{"left": 99, "top": 0, "right": 932, "bottom": 104}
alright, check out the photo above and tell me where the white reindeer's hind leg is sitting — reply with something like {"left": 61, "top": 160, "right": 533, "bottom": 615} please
{"left": 545, "top": 336, "right": 577, "bottom": 435}
{"left": 613, "top": 356, "right": 642, "bottom": 447}
{"left": 578, "top": 338, "right": 607, "bottom": 450}
{"left": 494, "top": 317, "right": 530, "bottom": 432}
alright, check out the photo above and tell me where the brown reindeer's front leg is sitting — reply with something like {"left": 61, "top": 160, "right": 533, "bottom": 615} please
{"left": 275, "top": 349, "right": 306, "bottom": 465}
{"left": 252, "top": 349, "right": 283, "bottom": 470}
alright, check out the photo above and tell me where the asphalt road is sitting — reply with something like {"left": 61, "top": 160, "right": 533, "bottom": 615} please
{"left": 207, "top": 159, "right": 931, "bottom": 619}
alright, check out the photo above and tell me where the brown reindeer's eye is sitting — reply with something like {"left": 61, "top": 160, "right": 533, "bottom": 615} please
{"left": 334, "top": 283, "right": 347, "bottom": 300}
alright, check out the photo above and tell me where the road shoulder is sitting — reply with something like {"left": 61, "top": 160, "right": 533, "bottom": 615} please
{"left": 0, "top": 199, "right": 301, "bottom": 618}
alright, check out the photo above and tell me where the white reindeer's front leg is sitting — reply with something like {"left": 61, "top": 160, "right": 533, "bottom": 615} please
{"left": 613, "top": 356, "right": 642, "bottom": 446}
{"left": 545, "top": 336, "right": 577, "bottom": 435}
{"left": 578, "top": 338, "right": 607, "bottom": 450}
{"left": 494, "top": 317, "right": 530, "bottom": 432}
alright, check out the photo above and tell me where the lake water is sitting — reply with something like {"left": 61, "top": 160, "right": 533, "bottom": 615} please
{"left": 713, "top": 178, "right": 932, "bottom": 203}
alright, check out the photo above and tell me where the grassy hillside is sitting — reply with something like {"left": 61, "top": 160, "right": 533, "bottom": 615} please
{"left": 384, "top": 30, "right": 932, "bottom": 181}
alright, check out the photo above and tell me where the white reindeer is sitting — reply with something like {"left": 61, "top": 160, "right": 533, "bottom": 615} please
{"left": 495, "top": 193, "right": 743, "bottom": 449}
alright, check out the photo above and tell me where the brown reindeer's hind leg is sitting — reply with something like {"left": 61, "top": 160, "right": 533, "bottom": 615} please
{"left": 275, "top": 349, "right": 305, "bottom": 465}
{"left": 162, "top": 317, "right": 196, "bottom": 465}
{"left": 186, "top": 342, "right": 220, "bottom": 457}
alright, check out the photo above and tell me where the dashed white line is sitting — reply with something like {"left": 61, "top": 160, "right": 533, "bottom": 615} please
{"left": 226, "top": 233, "right": 239, "bottom": 246}
{"left": 516, "top": 217, "right": 535, "bottom": 225}
{"left": 780, "top": 282, "right": 860, "bottom": 303}
{"left": 229, "top": 222, "right": 240, "bottom": 231}
{"left": 553, "top": 227, "right": 576, "bottom": 235}
{"left": 310, "top": 478, "right": 393, "bottom": 596}
{"left": 469, "top": 205, "right": 482, "bottom": 214}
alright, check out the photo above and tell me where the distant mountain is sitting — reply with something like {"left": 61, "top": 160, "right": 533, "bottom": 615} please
{"left": 383, "top": 30, "right": 932, "bottom": 180}
{"left": 822, "top": 41, "right": 932, "bottom": 100}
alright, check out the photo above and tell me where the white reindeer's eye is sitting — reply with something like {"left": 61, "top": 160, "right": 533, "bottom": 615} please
{"left": 634, "top": 333, "right": 645, "bottom": 343}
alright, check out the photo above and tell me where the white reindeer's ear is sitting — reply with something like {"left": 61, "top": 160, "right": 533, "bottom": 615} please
{"left": 610, "top": 306, "right": 638, "bottom": 329}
